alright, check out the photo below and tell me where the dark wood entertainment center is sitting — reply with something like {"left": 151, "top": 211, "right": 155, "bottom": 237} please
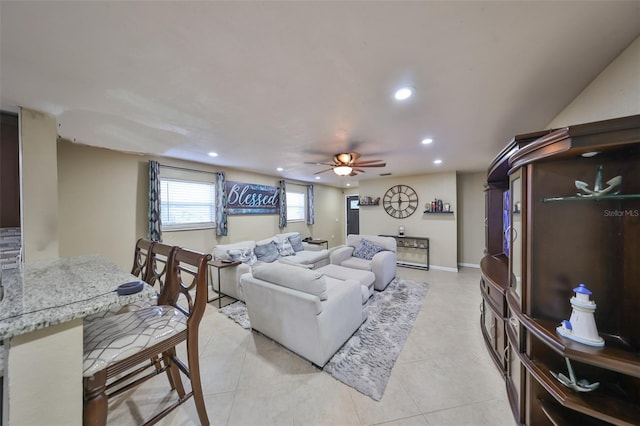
{"left": 481, "top": 115, "right": 640, "bottom": 425}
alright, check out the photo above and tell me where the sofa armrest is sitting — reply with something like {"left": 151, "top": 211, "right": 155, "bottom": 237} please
{"left": 330, "top": 246, "right": 354, "bottom": 265}
{"left": 219, "top": 262, "right": 251, "bottom": 301}
{"left": 370, "top": 250, "right": 397, "bottom": 290}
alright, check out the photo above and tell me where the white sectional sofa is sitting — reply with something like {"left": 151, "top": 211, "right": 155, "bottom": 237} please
{"left": 330, "top": 234, "right": 397, "bottom": 291}
{"left": 240, "top": 262, "right": 364, "bottom": 367}
{"left": 212, "top": 232, "right": 330, "bottom": 302}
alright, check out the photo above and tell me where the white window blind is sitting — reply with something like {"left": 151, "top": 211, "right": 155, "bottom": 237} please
{"left": 286, "top": 191, "right": 306, "bottom": 222}
{"left": 160, "top": 178, "right": 216, "bottom": 230}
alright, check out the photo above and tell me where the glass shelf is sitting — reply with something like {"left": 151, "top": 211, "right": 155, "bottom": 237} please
{"left": 541, "top": 194, "right": 640, "bottom": 203}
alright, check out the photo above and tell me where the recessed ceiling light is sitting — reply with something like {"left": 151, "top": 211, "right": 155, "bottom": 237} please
{"left": 581, "top": 151, "right": 600, "bottom": 158}
{"left": 421, "top": 138, "right": 433, "bottom": 145}
{"left": 394, "top": 87, "right": 413, "bottom": 101}
{"left": 276, "top": 167, "right": 283, "bottom": 172}
{"left": 315, "top": 176, "right": 320, "bottom": 180}
{"left": 208, "top": 152, "right": 218, "bottom": 157}
{"left": 346, "top": 183, "right": 351, "bottom": 187}
{"left": 434, "top": 159, "right": 442, "bottom": 165}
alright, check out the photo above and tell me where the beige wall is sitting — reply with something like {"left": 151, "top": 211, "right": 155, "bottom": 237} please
{"left": 547, "top": 35, "right": 640, "bottom": 128}
{"left": 20, "top": 108, "right": 59, "bottom": 262}
{"left": 457, "top": 172, "right": 485, "bottom": 267}
{"left": 57, "top": 140, "right": 344, "bottom": 271}
{"left": 357, "top": 173, "right": 458, "bottom": 270}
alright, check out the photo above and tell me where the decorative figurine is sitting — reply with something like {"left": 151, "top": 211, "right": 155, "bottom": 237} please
{"left": 556, "top": 283, "right": 605, "bottom": 347}
{"left": 575, "top": 165, "right": 621, "bottom": 197}
{"left": 551, "top": 356, "right": 600, "bottom": 392}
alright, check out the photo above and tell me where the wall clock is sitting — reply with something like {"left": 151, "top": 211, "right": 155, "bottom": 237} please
{"left": 383, "top": 185, "right": 419, "bottom": 219}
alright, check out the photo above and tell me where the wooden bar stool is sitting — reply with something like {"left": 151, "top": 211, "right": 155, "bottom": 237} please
{"left": 82, "top": 247, "right": 212, "bottom": 425}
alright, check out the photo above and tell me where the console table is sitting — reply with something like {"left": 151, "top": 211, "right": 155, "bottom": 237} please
{"left": 306, "top": 239, "right": 328, "bottom": 249}
{"left": 207, "top": 259, "right": 241, "bottom": 307}
{"left": 379, "top": 235, "right": 429, "bottom": 270}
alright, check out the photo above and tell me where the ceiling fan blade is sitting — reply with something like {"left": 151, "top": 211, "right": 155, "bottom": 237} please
{"left": 354, "top": 162, "right": 386, "bottom": 168}
{"left": 352, "top": 159, "right": 384, "bottom": 165}
{"left": 352, "top": 168, "right": 366, "bottom": 173}
{"left": 304, "top": 161, "right": 335, "bottom": 166}
{"left": 313, "top": 168, "right": 333, "bottom": 175}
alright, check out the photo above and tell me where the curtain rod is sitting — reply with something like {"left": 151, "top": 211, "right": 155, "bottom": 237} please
{"left": 159, "top": 163, "right": 218, "bottom": 176}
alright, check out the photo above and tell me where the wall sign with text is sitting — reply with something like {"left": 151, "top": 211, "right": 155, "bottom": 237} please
{"left": 226, "top": 181, "right": 279, "bottom": 215}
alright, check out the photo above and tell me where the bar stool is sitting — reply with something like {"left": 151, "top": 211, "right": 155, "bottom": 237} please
{"left": 82, "top": 247, "right": 212, "bottom": 425}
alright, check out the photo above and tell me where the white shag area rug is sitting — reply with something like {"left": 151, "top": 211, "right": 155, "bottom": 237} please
{"left": 218, "top": 277, "right": 429, "bottom": 401}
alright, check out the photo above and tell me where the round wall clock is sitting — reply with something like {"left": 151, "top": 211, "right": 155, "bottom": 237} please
{"left": 383, "top": 185, "right": 419, "bottom": 219}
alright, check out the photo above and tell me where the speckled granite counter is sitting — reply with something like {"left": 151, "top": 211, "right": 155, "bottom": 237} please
{"left": 0, "top": 255, "right": 156, "bottom": 339}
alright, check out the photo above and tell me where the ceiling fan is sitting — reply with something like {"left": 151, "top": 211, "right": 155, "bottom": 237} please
{"left": 305, "top": 152, "right": 386, "bottom": 176}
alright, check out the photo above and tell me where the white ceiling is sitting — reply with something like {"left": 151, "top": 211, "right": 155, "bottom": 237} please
{"left": 1, "top": 1, "right": 639, "bottom": 187}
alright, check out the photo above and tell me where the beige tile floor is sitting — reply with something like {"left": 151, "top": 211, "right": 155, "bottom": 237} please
{"left": 108, "top": 267, "right": 515, "bottom": 425}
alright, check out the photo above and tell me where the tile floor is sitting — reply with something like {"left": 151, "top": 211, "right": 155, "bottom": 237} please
{"left": 108, "top": 267, "right": 515, "bottom": 425}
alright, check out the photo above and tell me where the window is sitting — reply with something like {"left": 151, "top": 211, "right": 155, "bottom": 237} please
{"left": 160, "top": 178, "right": 216, "bottom": 230}
{"left": 286, "top": 191, "right": 306, "bottom": 222}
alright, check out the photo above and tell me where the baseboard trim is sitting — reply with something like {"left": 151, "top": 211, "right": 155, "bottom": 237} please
{"left": 458, "top": 263, "right": 480, "bottom": 269}
{"left": 428, "top": 265, "right": 459, "bottom": 273}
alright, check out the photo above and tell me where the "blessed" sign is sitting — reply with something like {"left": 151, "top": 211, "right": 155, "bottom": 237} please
{"left": 226, "top": 181, "right": 279, "bottom": 215}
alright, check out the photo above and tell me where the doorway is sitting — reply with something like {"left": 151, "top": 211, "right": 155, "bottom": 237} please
{"left": 346, "top": 195, "right": 360, "bottom": 237}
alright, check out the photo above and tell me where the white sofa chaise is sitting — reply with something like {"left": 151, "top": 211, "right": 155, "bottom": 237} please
{"left": 330, "top": 234, "right": 397, "bottom": 291}
{"left": 212, "top": 232, "right": 330, "bottom": 302}
{"left": 240, "top": 262, "right": 364, "bottom": 367}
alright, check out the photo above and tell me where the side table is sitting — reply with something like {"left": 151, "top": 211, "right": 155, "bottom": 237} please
{"left": 207, "top": 259, "right": 241, "bottom": 307}
{"left": 306, "top": 239, "right": 329, "bottom": 249}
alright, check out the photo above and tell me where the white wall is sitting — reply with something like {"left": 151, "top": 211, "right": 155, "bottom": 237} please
{"left": 547, "top": 35, "right": 640, "bottom": 128}
{"left": 20, "top": 108, "right": 59, "bottom": 262}
{"left": 357, "top": 173, "right": 458, "bottom": 270}
{"left": 457, "top": 172, "right": 485, "bottom": 267}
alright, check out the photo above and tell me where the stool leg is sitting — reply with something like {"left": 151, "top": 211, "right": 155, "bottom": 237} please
{"left": 83, "top": 370, "right": 107, "bottom": 426}
{"left": 187, "top": 339, "right": 209, "bottom": 426}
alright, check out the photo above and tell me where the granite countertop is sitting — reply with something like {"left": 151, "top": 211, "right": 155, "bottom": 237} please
{"left": 0, "top": 255, "right": 156, "bottom": 339}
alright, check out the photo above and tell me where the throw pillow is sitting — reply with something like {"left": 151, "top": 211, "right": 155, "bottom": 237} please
{"left": 353, "top": 239, "right": 385, "bottom": 260}
{"left": 288, "top": 234, "right": 305, "bottom": 252}
{"left": 226, "top": 249, "right": 244, "bottom": 261}
{"left": 254, "top": 240, "right": 280, "bottom": 263}
{"left": 276, "top": 239, "right": 296, "bottom": 257}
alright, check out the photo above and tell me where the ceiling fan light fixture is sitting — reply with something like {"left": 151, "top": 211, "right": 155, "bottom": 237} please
{"left": 334, "top": 166, "right": 353, "bottom": 176}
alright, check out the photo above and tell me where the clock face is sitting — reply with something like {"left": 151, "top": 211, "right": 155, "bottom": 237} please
{"left": 383, "top": 185, "right": 418, "bottom": 219}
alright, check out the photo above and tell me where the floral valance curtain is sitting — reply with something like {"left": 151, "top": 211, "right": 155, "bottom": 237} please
{"left": 148, "top": 160, "right": 162, "bottom": 242}
{"left": 279, "top": 180, "right": 287, "bottom": 229}
{"left": 216, "top": 172, "right": 228, "bottom": 236}
{"left": 306, "top": 185, "right": 315, "bottom": 225}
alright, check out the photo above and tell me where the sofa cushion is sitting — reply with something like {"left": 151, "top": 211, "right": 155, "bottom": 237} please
{"left": 288, "top": 234, "right": 305, "bottom": 252}
{"left": 254, "top": 240, "right": 280, "bottom": 263}
{"left": 341, "top": 257, "right": 373, "bottom": 271}
{"left": 353, "top": 239, "right": 385, "bottom": 260}
{"left": 289, "top": 249, "right": 329, "bottom": 265}
{"left": 213, "top": 240, "right": 256, "bottom": 261}
{"left": 276, "top": 238, "right": 296, "bottom": 257}
{"left": 252, "top": 262, "right": 328, "bottom": 300}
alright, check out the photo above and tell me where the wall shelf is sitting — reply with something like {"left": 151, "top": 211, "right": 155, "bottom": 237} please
{"left": 423, "top": 210, "right": 454, "bottom": 214}
{"left": 541, "top": 193, "right": 640, "bottom": 203}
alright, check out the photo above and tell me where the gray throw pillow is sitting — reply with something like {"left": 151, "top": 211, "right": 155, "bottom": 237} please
{"left": 254, "top": 240, "right": 280, "bottom": 263}
{"left": 353, "top": 239, "right": 385, "bottom": 260}
{"left": 288, "top": 234, "right": 305, "bottom": 252}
